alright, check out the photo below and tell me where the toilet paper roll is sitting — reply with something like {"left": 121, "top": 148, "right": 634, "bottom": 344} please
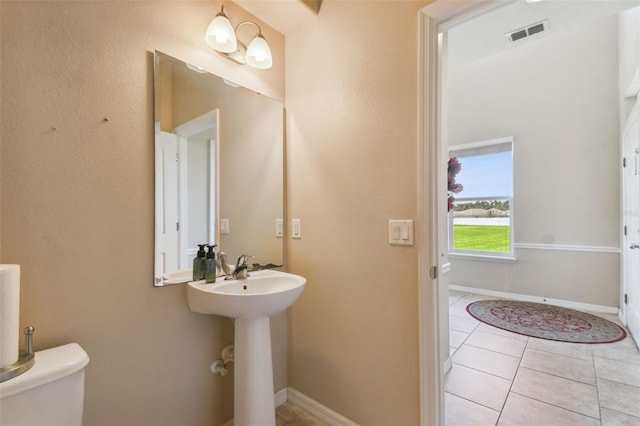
{"left": 0, "top": 264, "right": 20, "bottom": 368}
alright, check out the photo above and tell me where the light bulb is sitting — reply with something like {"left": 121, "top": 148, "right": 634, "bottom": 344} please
{"left": 205, "top": 9, "right": 237, "bottom": 53}
{"left": 246, "top": 35, "right": 272, "bottom": 69}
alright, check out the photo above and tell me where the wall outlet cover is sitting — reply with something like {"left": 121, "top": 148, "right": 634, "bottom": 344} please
{"left": 292, "top": 219, "right": 302, "bottom": 239}
{"left": 220, "top": 219, "right": 230, "bottom": 235}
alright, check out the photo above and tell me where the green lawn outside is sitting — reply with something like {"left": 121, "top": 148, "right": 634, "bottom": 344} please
{"left": 453, "top": 225, "right": 510, "bottom": 252}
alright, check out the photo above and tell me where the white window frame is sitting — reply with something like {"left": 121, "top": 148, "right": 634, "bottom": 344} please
{"left": 448, "top": 136, "right": 515, "bottom": 261}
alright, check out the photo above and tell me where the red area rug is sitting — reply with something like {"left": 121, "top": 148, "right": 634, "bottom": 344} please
{"left": 466, "top": 300, "right": 627, "bottom": 344}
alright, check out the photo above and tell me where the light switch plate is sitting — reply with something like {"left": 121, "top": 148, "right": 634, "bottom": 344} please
{"left": 389, "top": 220, "right": 414, "bottom": 246}
{"left": 220, "top": 219, "right": 230, "bottom": 235}
{"left": 276, "top": 219, "right": 284, "bottom": 238}
{"left": 292, "top": 219, "right": 302, "bottom": 239}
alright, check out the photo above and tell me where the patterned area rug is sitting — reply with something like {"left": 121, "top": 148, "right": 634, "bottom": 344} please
{"left": 466, "top": 300, "right": 627, "bottom": 343}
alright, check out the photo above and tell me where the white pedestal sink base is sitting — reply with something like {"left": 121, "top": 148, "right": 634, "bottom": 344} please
{"left": 186, "top": 271, "right": 306, "bottom": 425}
{"left": 234, "top": 317, "right": 275, "bottom": 426}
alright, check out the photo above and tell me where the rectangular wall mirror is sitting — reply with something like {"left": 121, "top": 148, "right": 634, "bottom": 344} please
{"left": 153, "top": 51, "right": 284, "bottom": 286}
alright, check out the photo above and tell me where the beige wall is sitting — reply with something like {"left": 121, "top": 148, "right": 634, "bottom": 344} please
{"left": 0, "top": 1, "right": 284, "bottom": 425}
{"left": 619, "top": 6, "right": 640, "bottom": 127}
{"left": 448, "top": 16, "right": 620, "bottom": 307}
{"left": 285, "top": 1, "right": 429, "bottom": 424}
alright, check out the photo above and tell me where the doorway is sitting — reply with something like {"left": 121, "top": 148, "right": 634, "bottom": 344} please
{"left": 174, "top": 109, "right": 220, "bottom": 269}
{"left": 419, "top": 1, "right": 640, "bottom": 425}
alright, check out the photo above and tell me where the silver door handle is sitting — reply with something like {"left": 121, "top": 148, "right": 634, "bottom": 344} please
{"left": 631, "top": 244, "right": 640, "bottom": 249}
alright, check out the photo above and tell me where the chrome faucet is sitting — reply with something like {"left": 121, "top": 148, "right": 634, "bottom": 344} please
{"left": 217, "top": 251, "right": 232, "bottom": 276}
{"left": 226, "top": 254, "right": 253, "bottom": 280}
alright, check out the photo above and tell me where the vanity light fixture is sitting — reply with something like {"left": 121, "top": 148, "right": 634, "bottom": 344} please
{"left": 204, "top": 5, "right": 273, "bottom": 70}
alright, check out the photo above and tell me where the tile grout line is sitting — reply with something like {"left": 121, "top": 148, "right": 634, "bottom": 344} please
{"left": 462, "top": 340, "right": 525, "bottom": 360}
{"left": 593, "top": 353, "right": 640, "bottom": 421}
{"left": 494, "top": 335, "right": 529, "bottom": 425}
{"left": 450, "top": 358, "right": 516, "bottom": 382}
{"left": 444, "top": 391, "right": 501, "bottom": 417}
{"left": 515, "top": 364, "right": 597, "bottom": 387}
{"left": 471, "top": 326, "right": 531, "bottom": 342}
{"left": 507, "top": 389, "right": 602, "bottom": 421}
{"left": 455, "top": 342, "right": 522, "bottom": 360}
{"left": 451, "top": 321, "right": 478, "bottom": 350}
{"left": 507, "top": 340, "right": 600, "bottom": 422}
{"left": 455, "top": 303, "right": 527, "bottom": 424}
{"left": 525, "top": 344, "right": 593, "bottom": 362}
{"left": 591, "top": 349, "right": 603, "bottom": 425}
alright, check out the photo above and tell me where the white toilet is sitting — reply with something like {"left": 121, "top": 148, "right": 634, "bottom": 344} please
{"left": 0, "top": 343, "right": 90, "bottom": 426}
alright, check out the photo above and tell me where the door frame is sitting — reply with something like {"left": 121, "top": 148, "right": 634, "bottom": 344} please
{"left": 174, "top": 109, "right": 220, "bottom": 268}
{"left": 418, "top": 1, "right": 504, "bottom": 424}
{"left": 621, "top": 97, "right": 640, "bottom": 341}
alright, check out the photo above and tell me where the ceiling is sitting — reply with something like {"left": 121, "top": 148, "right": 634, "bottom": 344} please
{"left": 448, "top": 0, "right": 640, "bottom": 67}
{"left": 231, "top": 0, "right": 321, "bottom": 35}
{"left": 231, "top": 0, "right": 640, "bottom": 66}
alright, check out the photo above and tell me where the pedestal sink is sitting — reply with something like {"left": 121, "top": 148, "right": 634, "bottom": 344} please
{"left": 186, "top": 270, "right": 306, "bottom": 426}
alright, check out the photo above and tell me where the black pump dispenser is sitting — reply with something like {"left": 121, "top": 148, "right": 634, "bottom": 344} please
{"left": 205, "top": 245, "right": 217, "bottom": 283}
{"left": 192, "top": 244, "right": 207, "bottom": 281}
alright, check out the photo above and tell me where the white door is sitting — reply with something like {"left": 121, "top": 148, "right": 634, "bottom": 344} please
{"left": 174, "top": 109, "right": 219, "bottom": 268}
{"left": 155, "top": 131, "right": 180, "bottom": 279}
{"left": 623, "top": 119, "right": 640, "bottom": 343}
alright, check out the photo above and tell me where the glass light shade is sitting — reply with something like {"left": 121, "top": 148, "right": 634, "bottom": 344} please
{"left": 185, "top": 63, "right": 207, "bottom": 73}
{"left": 245, "top": 35, "right": 273, "bottom": 69}
{"left": 205, "top": 15, "right": 237, "bottom": 53}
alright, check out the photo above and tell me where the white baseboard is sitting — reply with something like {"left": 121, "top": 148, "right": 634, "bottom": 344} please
{"left": 275, "top": 387, "right": 288, "bottom": 407}
{"left": 287, "top": 387, "right": 359, "bottom": 425}
{"left": 449, "top": 284, "right": 619, "bottom": 315}
{"left": 222, "top": 387, "right": 356, "bottom": 425}
{"left": 220, "top": 388, "right": 290, "bottom": 426}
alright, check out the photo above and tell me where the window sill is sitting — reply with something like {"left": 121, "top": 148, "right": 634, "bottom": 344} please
{"left": 448, "top": 252, "right": 517, "bottom": 263}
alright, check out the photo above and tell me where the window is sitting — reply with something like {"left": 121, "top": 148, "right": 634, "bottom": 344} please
{"left": 448, "top": 137, "right": 514, "bottom": 259}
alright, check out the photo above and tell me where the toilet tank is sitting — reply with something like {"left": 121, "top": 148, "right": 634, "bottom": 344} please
{"left": 0, "top": 343, "right": 90, "bottom": 426}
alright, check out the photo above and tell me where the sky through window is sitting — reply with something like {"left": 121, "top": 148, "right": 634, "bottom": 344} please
{"left": 455, "top": 151, "right": 512, "bottom": 199}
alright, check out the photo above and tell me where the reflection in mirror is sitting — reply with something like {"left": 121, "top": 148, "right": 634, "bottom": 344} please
{"left": 154, "top": 51, "right": 284, "bottom": 286}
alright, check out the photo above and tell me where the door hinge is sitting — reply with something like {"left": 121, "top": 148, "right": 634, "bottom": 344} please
{"left": 625, "top": 293, "right": 628, "bottom": 304}
{"left": 430, "top": 266, "right": 437, "bottom": 280}
{"left": 176, "top": 222, "right": 180, "bottom": 231}
{"left": 623, "top": 157, "right": 627, "bottom": 168}
{"left": 625, "top": 225, "right": 628, "bottom": 236}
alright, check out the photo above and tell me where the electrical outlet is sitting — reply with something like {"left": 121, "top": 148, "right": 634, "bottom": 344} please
{"left": 276, "top": 219, "right": 284, "bottom": 238}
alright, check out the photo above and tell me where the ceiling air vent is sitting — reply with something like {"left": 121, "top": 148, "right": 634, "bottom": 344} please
{"left": 506, "top": 20, "right": 549, "bottom": 44}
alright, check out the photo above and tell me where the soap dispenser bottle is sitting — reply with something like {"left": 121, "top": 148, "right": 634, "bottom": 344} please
{"left": 193, "top": 244, "right": 206, "bottom": 281}
{"left": 205, "top": 245, "right": 217, "bottom": 283}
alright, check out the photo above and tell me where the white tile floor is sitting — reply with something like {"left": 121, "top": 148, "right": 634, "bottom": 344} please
{"left": 445, "top": 291, "right": 640, "bottom": 426}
